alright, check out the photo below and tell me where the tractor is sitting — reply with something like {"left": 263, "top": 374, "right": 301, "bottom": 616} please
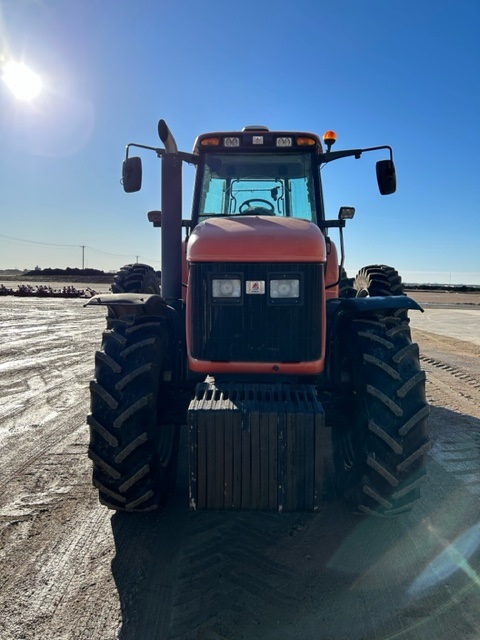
{"left": 86, "top": 120, "right": 430, "bottom": 516}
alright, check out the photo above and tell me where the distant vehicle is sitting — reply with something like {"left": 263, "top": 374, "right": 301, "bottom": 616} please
{"left": 86, "top": 120, "right": 430, "bottom": 516}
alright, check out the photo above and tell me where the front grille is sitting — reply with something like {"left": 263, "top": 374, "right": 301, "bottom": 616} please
{"left": 190, "top": 262, "right": 323, "bottom": 362}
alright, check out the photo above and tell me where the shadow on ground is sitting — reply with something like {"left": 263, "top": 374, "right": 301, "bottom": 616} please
{"left": 111, "top": 408, "right": 480, "bottom": 640}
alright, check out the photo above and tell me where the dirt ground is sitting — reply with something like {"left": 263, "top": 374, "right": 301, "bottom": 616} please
{"left": 407, "top": 289, "right": 480, "bottom": 307}
{"left": 1, "top": 291, "right": 479, "bottom": 639}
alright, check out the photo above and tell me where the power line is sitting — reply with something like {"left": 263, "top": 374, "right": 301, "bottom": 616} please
{"left": 0, "top": 233, "right": 161, "bottom": 264}
{"left": 0, "top": 233, "right": 79, "bottom": 248}
{"left": 87, "top": 246, "right": 160, "bottom": 263}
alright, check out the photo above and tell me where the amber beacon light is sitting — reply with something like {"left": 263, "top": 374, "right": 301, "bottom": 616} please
{"left": 323, "top": 130, "right": 337, "bottom": 152}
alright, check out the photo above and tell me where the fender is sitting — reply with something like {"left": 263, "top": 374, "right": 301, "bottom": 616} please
{"left": 327, "top": 295, "right": 423, "bottom": 318}
{"left": 86, "top": 293, "right": 188, "bottom": 382}
{"left": 85, "top": 292, "right": 178, "bottom": 320}
{"left": 325, "top": 295, "right": 424, "bottom": 387}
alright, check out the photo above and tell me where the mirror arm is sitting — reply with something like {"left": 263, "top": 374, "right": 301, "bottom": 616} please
{"left": 124, "top": 143, "right": 197, "bottom": 165}
{"left": 361, "top": 144, "right": 394, "bottom": 161}
{"left": 319, "top": 149, "right": 363, "bottom": 163}
{"left": 177, "top": 151, "right": 199, "bottom": 165}
{"left": 319, "top": 144, "right": 393, "bottom": 164}
{"left": 324, "top": 225, "right": 346, "bottom": 290}
{"left": 125, "top": 143, "right": 164, "bottom": 162}
{"left": 319, "top": 219, "right": 346, "bottom": 229}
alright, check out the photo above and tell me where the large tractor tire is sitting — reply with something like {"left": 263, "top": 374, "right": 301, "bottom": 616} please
{"left": 339, "top": 268, "right": 356, "bottom": 298}
{"left": 87, "top": 315, "right": 179, "bottom": 511}
{"left": 354, "top": 264, "right": 405, "bottom": 298}
{"left": 333, "top": 315, "right": 430, "bottom": 516}
{"left": 111, "top": 263, "right": 160, "bottom": 294}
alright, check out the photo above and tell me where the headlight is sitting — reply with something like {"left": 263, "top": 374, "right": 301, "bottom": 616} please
{"left": 270, "top": 278, "right": 300, "bottom": 298}
{"left": 212, "top": 278, "right": 241, "bottom": 298}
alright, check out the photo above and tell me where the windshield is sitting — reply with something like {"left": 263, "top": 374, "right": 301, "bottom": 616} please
{"left": 196, "top": 152, "right": 318, "bottom": 222}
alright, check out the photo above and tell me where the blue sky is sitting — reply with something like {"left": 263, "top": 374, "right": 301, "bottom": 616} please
{"left": 0, "top": 0, "right": 479, "bottom": 284}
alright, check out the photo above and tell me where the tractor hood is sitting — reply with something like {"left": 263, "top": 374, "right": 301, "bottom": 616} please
{"left": 187, "top": 216, "right": 326, "bottom": 263}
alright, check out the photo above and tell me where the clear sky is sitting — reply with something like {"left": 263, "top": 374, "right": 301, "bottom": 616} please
{"left": 1, "top": 0, "right": 479, "bottom": 284}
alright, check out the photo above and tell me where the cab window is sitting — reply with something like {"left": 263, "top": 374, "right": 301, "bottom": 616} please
{"left": 197, "top": 152, "right": 317, "bottom": 223}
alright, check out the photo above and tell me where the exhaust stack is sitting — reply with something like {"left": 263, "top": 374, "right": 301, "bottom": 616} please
{"left": 158, "top": 119, "right": 178, "bottom": 154}
{"left": 158, "top": 120, "right": 182, "bottom": 307}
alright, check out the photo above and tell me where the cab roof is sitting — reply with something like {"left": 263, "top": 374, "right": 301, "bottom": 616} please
{"left": 193, "top": 127, "right": 324, "bottom": 154}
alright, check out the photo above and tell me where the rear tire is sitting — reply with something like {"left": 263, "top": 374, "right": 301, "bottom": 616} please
{"left": 339, "top": 268, "right": 356, "bottom": 298}
{"left": 111, "top": 263, "right": 160, "bottom": 294}
{"left": 333, "top": 315, "right": 430, "bottom": 516}
{"left": 354, "top": 264, "right": 405, "bottom": 297}
{"left": 88, "top": 315, "right": 178, "bottom": 511}
{"left": 108, "top": 264, "right": 161, "bottom": 329}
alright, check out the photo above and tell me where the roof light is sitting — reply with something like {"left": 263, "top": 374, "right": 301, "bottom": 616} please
{"left": 323, "top": 130, "right": 337, "bottom": 151}
{"left": 276, "top": 137, "right": 292, "bottom": 147}
{"left": 224, "top": 136, "right": 240, "bottom": 147}
{"left": 200, "top": 137, "right": 220, "bottom": 147}
{"left": 297, "top": 137, "right": 316, "bottom": 146}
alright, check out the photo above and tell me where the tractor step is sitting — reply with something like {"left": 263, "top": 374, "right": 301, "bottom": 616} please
{"left": 187, "top": 382, "right": 325, "bottom": 512}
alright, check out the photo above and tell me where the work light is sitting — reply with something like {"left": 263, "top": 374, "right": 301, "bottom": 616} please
{"left": 212, "top": 278, "right": 241, "bottom": 298}
{"left": 270, "top": 278, "right": 300, "bottom": 299}
{"left": 224, "top": 137, "right": 240, "bottom": 147}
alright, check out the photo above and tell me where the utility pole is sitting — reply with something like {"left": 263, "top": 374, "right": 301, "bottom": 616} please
{"left": 81, "top": 245, "right": 85, "bottom": 270}
{"left": 135, "top": 255, "right": 139, "bottom": 263}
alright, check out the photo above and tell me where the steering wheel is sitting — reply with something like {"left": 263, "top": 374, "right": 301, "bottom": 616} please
{"left": 239, "top": 199, "right": 275, "bottom": 214}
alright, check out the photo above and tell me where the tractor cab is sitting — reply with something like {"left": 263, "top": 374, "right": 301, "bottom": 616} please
{"left": 191, "top": 127, "right": 323, "bottom": 226}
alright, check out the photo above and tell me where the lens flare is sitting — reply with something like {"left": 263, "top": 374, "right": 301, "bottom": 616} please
{"left": 2, "top": 60, "right": 42, "bottom": 101}
{"left": 408, "top": 521, "right": 480, "bottom": 597}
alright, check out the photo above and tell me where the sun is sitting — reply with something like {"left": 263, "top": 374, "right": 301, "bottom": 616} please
{"left": 2, "top": 60, "right": 42, "bottom": 101}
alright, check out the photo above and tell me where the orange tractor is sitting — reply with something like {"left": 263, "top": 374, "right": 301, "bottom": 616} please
{"left": 87, "top": 121, "right": 430, "bottom": 515}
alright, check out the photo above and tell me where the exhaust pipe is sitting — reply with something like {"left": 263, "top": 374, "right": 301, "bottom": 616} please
{"left": 158, "top": 120, "right": 182, "bottom": 308}
{"left": 158, "top": 119, "right": 178, "bottom": 154}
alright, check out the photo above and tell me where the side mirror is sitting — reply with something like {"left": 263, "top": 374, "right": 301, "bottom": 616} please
{"left": 122, "top": 156, "right": 142, "bottom": 193}
{"left": 376, "top": 159, "right": 396, "bottom": 195}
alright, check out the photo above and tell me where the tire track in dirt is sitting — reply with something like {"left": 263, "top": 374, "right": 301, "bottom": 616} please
{"left": 0, "top": 428, "right": 121, "bottom": 640}
{"left": 0, "top": 501, "right": 120, "bottom": 640}
{"left": 165, "top": 326, "right": 480, "bottom": 640}
{"left": 414, "top": 329, "right": 480, "bottom": 498}
{"left": 2, "top": 299, "right": 480, "bottom": 640}
{"left": 0, "top": 299, "right": 120, "bottom": 640}
{"left": 420, "top": 355, "right": 480, "bottom": 410}
{"left": 412, "top": 328, "right": 480, "bottom": 418}
{"left": 168, "top": 511, "right": 304, "bottom": 639}
{"left": 0, "top": 362, "right": 97, "bottom": 502}
{"left": 0, "top": 300, "right": 104, "bottom": 491}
